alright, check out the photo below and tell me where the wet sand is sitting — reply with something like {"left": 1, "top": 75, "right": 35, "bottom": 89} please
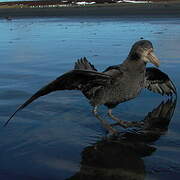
{"left": 0, "top": 2, "right": 180, "bottom": 18}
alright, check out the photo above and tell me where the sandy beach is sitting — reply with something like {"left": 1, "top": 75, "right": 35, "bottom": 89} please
{"left": 0, "top": 2, "right": 180, "bottom": 18}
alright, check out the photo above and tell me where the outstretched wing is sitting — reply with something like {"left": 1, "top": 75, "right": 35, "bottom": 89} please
{"left": 145, "top": 67, "right": 177, "bottom": 96}
{"left": 4, "top": 69, "right": 112, "bottom": 126}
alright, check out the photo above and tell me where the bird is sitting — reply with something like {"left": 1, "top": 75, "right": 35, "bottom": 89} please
{"left": 4, "top": 40, "right": 177, "bottom": 135}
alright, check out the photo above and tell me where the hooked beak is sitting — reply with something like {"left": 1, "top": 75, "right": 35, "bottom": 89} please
{"left": 148, "top": 52, "right": 160, "bottom": 67}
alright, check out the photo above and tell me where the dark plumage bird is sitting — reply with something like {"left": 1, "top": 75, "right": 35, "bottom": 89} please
{"left": 4, "top": 40, "right": 177, "bottom": 134}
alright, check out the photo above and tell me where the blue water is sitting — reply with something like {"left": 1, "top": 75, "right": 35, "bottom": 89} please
{"left": 0, "top": 17, "right": 180, "bottom": 180}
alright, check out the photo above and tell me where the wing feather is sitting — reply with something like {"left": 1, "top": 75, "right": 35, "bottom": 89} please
{"left": 145, "top": 67, "right": 177, "bottom": 96}
{"left": 74, "top": 57, "right": 97, "bottom": 71}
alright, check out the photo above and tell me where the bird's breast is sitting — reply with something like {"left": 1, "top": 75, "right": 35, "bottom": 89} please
{"left": 88, "top": 68, "right": 145, "bottom": 106}
{"left": 105, "top": 71, "right": 145, "bottom": 104}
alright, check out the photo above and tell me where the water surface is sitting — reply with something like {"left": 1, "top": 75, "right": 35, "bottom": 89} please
{"left": 0, "top": 17, "right": 180, "bottom": 180}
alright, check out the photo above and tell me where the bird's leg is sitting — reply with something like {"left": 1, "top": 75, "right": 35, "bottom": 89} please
{"left": 107, "top": 109, "right": 143, "bottom": 128}
{"left": 92, "top": 106, "right": 118, "bottom": 135}
{"left": 107, "top": 109, "right": 129, "bottom": 128}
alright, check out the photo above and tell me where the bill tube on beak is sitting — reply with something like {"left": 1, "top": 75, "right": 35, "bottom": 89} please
{"left": 148, "top": 50, "right": 160, "bottom": 67}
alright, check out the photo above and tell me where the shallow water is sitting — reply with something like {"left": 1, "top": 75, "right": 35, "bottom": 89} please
{"left": 0, "top": 17, "right": 180, "bottom": 180}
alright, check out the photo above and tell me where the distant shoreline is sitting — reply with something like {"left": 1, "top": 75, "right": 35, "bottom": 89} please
{"left": 1, "top": 2, "right": 180, "bottom": 18}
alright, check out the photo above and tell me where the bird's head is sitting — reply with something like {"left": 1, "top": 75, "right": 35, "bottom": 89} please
{"left": 128, "top": 40, "right": 160, "bottom": 67}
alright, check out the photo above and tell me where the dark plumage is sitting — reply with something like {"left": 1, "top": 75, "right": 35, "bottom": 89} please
{"left": 145, "top": 67, "right": 176, "bottom": 96}
{"left": 4, "top": 40, "right": 177, "bottom": 134}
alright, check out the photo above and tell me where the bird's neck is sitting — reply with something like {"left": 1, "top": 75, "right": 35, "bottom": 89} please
{"left": 123, "top": 58, "right": 146, "bottom": 72}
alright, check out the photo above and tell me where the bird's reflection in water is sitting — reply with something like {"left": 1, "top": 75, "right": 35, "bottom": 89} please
{"left": 66, "top": 98, "right": 176, "bottom": 180}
